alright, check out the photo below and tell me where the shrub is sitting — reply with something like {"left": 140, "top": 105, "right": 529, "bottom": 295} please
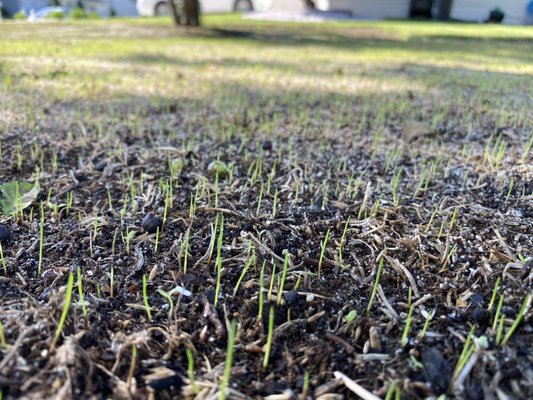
{"left": 13, "top": 10, "right": 27, "bottom": 19}
{"left": 46, "top": 10, "right": 65, "bottom": 19}
{"left": 70, "top": 7, "right": 86, "bottom": 19}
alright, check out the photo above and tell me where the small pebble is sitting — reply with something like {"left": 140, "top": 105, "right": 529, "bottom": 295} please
{"left": 468, "top": 293, "right": 484, "bottom": 307}
{"left": 142, "top": 213, "right": 163, "bottom": 234}
{"left": 284, "top": 290, "right": 299, "bottom": 305}
{"left": 0, "top": 224, "right": 11, "bottom": 245}
{"left": 261, "top": 140, "right": 273, "bottom": 151}
{"left": 470, "top": 307, "right": 488, "bottom": 323}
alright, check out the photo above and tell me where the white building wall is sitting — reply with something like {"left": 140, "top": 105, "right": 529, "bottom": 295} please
{"left": 451, "top": 0, "right": 528, "bottom": 24}
{"left": 317, "top": 0, "right": 411, "bottom": 19}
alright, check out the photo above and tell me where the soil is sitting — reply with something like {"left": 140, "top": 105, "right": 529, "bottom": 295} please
{"left": 0, "top": 34, "right": 532, "bottom": 400}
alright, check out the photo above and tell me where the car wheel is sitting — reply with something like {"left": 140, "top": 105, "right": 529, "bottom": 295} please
{"left": 234, "top": 0, "right": 253, "bottom": 12}
{"left": 155, "top": 1, "right": 169, "bottom": 15}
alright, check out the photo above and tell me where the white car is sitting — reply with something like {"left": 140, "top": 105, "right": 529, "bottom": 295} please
{"left": 137, "top": 0, "right": 270, "bottom": 16}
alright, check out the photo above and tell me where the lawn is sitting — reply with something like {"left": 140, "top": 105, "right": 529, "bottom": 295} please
{"left": 0, "top": 15, "right": 532, "bottom": 399}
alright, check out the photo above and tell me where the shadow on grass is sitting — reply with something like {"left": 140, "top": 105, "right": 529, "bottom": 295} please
{"left": 120, "top": 23, "right": 533, "bottom": 67}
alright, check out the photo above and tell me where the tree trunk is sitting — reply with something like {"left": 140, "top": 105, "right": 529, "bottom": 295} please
{"left": 168, "top": 0, "right": 181, "bottom": 26}
{"left": 183, "top": 0, "right": 200, "bottom": 26}
{"left": 168, "top": 0, "right": 200, "bottom": 27}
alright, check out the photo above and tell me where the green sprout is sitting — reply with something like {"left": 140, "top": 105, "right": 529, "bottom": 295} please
{"left": 219, "top": 319, "right": 237, "bottom": 400}
{"left": 142, "top": 274, "right": 152, "bottom": 322}
{"left": 263, "top": 306, "right": 275, "bottom": 368}
{"left": 318, "top": 228, "right": 331, "bottom": 278}
{"left": 38, "top": 202, "right": 45, "bottom": 275}
{"left": 233, "top": 247, "right": 255, "bottom": 298}
{"left": 49, "top": 271, "right": 74, "bottom": 353}
{"left": 186, "top": 348, "right": 199, "bottom": 394}
{"left": 257, "top": 260, "right": 266, "bottom": 321}
{"left": 109, "top": 265, "right": 114, "bottom": 298}
{"left": 0, "top": 319, "right": 7, "bottom": 349}
{"left": 277, "top": 252, "right": 290, "bottom": 306}
{"left": 401, "top": 288, "right": 414, "bottom": 346}
{"left": 367, "top": 258, "right": 384, "bottom": 314}
{"left": 500, "top": 293, "right": 532, "bottom": 346}
{"left": 214, "top": 216, "right": 224, "bottom": 307}
{"left": 452, "top": 325, "right": 477, "bottom": 382}
{"left": 76, "top": 267, "right": 88, "bottom": 329}
{"left": 157, "top": 289, "right": 174, "bottom": 320}
{"left": 338, "top": 217, "right": 350, "bottom": 268}
{"left": 0, "top": 242, "right": 6, "bottom": 276}
{"left": 487, "top": 277, "right": 501, "bottom": 311}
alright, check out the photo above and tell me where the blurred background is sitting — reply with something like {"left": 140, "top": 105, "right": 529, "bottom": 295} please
{"left": 1, "top": 0, "right": 532, "bottom": 25}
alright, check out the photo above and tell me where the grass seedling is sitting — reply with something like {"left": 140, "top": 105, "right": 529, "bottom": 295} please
{"left": 492, "top": 295, "right": 504, "bottom": 332}
{"left": 162, "top": 197, "right": 169, "bottom": 225}
{"left": 267, "top": 263, "right": 277, "bottom": 301}
{"left": 419, "top": 309, "right": 435, "bottom": 339}
{"left": 123, "top": 227, "right": 134, "bottom": 255}
{"left": 505, "top": 178, "right": 515, "bottom": 203}
{"left": 109, "top": 265, "right": 114, "bottom": 298}
{"left": 127, "top": 344, "right": 137, "bottom": 388}
{"left": 487, "top": 277, "right": 501, "bottom": 311}
{"left": 257, "top": 260, "right": 266, "bottom": 321}
{"left": 189, "top": 193, "right": 196, "bottom": 218}
{"left": 318, "top": 228, "right": 331, "bottom": 278}
{"left": 338, "top": 217, "right": 350, "bottom": 268}
{"left": 207, "top": 214, "right": 220, "bottom": 267}
{"left": 233, "top": 247, "right": 255, "bottom": 298}
{"left": 158, "top": 289, "right": 174, "bottom": 319}
{"left": 0, "top": 242, "right": 6, "bottom": 276}
{"left": 0, "top": 319, "right": 7, "bottom": 349}
{"left": 142, "top": 274, "right": 152, "bottom": 322}
{"left": 154, "top": 226, "right": 161, "bottom": 254}
{"left": 452, "top": 325, "right": 477, "bottom": 382}
{"left": 500, "top": 292, "right": 532, "bottom": 346}
{"left": 77, "top": 267, "right": 88, "bottom": 329}
{"left": 358, "top": 182, "right": 371, "bottom": 219}
{"left": 449, "top": 207, "right": 459, "bottom": 232}
{"left": 277, "top": 252, "right": 290, "bottom": 305}
{"left": 301, "top": 371, "right": 310, "bottom": 400}
{"left": 401, "top": 288, "right": 414, "bottom": 346}
{"left": 38, "top": 202, "right": 45, "bottom": 275}
{"left": 424, "top": 205, "right": 438, "bottom": 234}
{"left": 263, "top": 306, "right": 275, "bottom": 368}
{"left": 214, "top": 216, "right": 224, "bottom": 307}
{"left": 521, "top": 131, "right": 533, "bottom": 162}
{"left": 66, "top": 191, "right": 74, "bottom": 216}
{"left": 390, "top": 166, "right": 403, "bottom": 206}
{"left": 181, "top": 227, "right": 190, "bottom": 273}
{"left": 369, "top": 194, "right": 383, "bottom": 217}
{"left": 256, "top": 181, "right": 264, "bottom": 214}
{"left": 385, "top": 380, "right": 401, "bottom": 400}
{"left": 214, "top": 172, "right": 220, "bottom": 209}
{"left": 495, "top": 306, "right": 505, "bottom": 345}
{"left": 186, "top": 348, "right": 200, "bottom": 394}
{"left": 49, "top": 271, "right": 74, "bottom": 353}
{"left": 367, "top": 258, "right": 384, "bottom": 315}
{"left": 271, "top": 188, "right": 279, "bottom": 219}
{"left": 440, "top": 244, "right": 457, "bottom": 271}
{"left": 219, "top": 319, "right": 237, "bottom": 400}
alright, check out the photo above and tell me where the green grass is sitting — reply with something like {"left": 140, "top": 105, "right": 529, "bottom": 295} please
{"left": 1, "top": 16, "right": 532, "bottom": 105}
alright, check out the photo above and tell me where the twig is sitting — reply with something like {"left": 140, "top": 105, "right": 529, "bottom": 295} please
{"left": 333, "top": 371, "right": 381, "bottom": 400}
